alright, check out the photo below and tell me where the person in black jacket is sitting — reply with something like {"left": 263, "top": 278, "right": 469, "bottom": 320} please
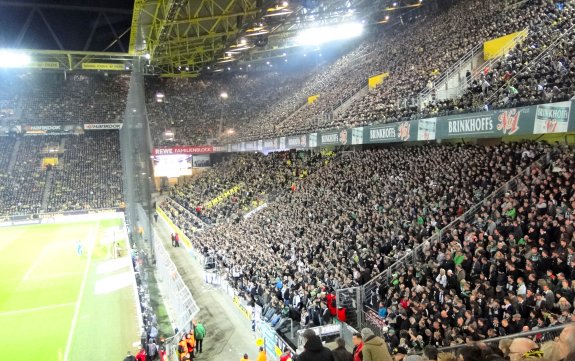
{"left": 298, "top": 329, "right": 335, "bottom": 361}
{"left": 332, "top": 338, "right": 353, "bottom": 361}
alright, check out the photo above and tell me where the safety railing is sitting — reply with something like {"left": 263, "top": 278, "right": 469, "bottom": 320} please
{"left": 361, "top": 152, "right": 551, "bottom": 315}
{"left": 439, "top": 323, "right": 568, "bottom": 353}
{"left": 418, "top": 43, "right": 483, "bottom": 102}
{"left": 152, "top": 228, "right": 200, "bottom": 361}
{"left": 162, "top": 196, "right": 206, "bottom": 228}
{"left": 484, "top": 22, "right": 575, "bottom": 107}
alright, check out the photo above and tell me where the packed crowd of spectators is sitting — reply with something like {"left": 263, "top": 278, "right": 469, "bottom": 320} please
{"left": 0, "top": 137, "right": 50, "bottom": 215}
{"left": 164, "top": 150, "right": 330, "bottom": 224}
{"left": 144, "top": 0, "right": 575, "bottom": 145}
{"left": 0, "top": 72, "right": 129, "bottom": 126}
{"left": 145, "top": 69, "right": 316, "bottom": 146}
{"left": 0, "top": 72, "right": 22, "bottom": 120}
{"left": 0, "top": 137, "right": 18, "bottom": 215}
{"left": 0, "top": 133, "right": 124, "bottom": 217}
{"left": 18, "top": 73, "right": 129, "bottom": 125}
{"left": 47, "top": 132, "right": 123, "bottom": 212}
{"left": 419, "top": 1, "right": 575, "bottom": 119}
{"left": 360, "top": 144, "right": 575, "bottom": 352}
{"left": 341, "top": 0, "right": 575, "bottom": 125}
{"left": 162, "top": 141, "right": 556, "bottom": 348}
{"left": 295, "top": 322, "right": 575, "bottom": 361}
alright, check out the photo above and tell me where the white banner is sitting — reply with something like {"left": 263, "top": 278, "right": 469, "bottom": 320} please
{"left": 84, "top": 123, "right": 123, "bottom": 130}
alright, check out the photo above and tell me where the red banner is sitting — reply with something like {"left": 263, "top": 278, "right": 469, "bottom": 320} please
{"left": 152, "top": 146, "right": 214, "bottom": 155}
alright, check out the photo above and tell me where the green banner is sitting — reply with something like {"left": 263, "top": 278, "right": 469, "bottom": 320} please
{"left": 437, "top": 106, "right": 535, "bottom": 139}
{"left": 364, "top": 121, "right": 415, "bottom": 143}
{"left": 229, "top": 100, "right": 575, "bottom": 152}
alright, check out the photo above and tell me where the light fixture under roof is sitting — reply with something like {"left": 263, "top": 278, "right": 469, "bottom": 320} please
{"left": 264, "top": 6, "right": 293, "bottom": 17}
{"left": 245, "top": 26, "right": 270, "bottom": 37}
{"left": 216, "top": 55, "right": 235, "bottom": 64}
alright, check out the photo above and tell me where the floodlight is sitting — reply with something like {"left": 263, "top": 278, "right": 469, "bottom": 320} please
{"left": 220, "top": 92, "right": 228, "bottom": 99}
{"left": 0, "top": 50, "right": 31, "bottom": 68}
{"left": 144, "top": 53, "right": 151, "bottom": 60}
{"left": 294, "top": 22, "right": 364, "bottom": 46}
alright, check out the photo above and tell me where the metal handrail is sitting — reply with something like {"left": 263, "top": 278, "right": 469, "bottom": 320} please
{"left": 469, "top": 28, "right": 528, "bottom": 85}
{"left": 418, "top": 43, "right": 483, "bottom": 100}
{"left": 484, "top": 22, "right": 575, "bottom": 107}
{"left": 438, "top": 323, "right": 569, "bottom": 353}
{"left": 163, "top": 196, "right": 206, "bottom": 228}
{"left": 362, "top": 152, "right": 549, "bottom": 292}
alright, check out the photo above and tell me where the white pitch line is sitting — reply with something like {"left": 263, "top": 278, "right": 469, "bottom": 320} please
{"left": 22, "top": 246, "right": 50, "bottom": 281}
{"left": 62, "top": 220, "right": 100, "bottom": 361}
{"left": 0, "top": 302, "right": 76, "bottom": 316}
{"left": 28, "top": 271, "right": 83, "bottom": 281}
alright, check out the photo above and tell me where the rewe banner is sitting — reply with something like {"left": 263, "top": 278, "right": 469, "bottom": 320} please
{"left": 152, "top": 146, "right": 214, "bottom": 155}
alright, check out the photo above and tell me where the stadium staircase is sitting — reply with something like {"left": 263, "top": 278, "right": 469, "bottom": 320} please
{"left": 13, "top": 96, "right": 24, "bottom": 120}
{"left": 276, "top": 99, "right": 311, "bottom": 127}
{"left": 416, "top": 43, "right": 485, "bottom": 108}
{"left": 40, "top": 170, "right": 53, "bottom": 213}
{"left": 7, "top": 139, "right": 20, "bottom": 173}
{"left": 332, "top": 85, "right": 369, "bottom": 119}
{"left": 417, "top": 25, "right": 529, "bottom": 109}
{"left": 59, "top": 136, "right": 67, "bottom": 151}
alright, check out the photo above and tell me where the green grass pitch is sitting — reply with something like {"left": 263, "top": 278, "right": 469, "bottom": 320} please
{"left": 0, "top": 219, "right": 141, "bottom": 361}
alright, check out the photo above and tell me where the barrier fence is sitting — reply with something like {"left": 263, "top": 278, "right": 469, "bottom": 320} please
{"left": 439, "top": 323, "right": 567, "bottom": 353}
{"left": 339, "top": 152, "right": 553, "bottom": 333}
{"left": 152, "top": 228, "right": 199, "bottom": 360}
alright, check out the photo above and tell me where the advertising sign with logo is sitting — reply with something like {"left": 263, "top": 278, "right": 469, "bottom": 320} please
{"left": 152, "top": 146, "right": 214, "bottom": 155}
{"left": 308, "top": 133, "right": 318, "bottom": 148}
{"left": 364, "top": 121, "right": 413, "bottom": 143}
{"left": 84, "top": 123, "right": 123, "bottom": 130}
{"left": 319, "top": 129, "right": 349, "bottom": 146}
{"left": 417, "top": 118, "right": 437, "bottom": 140}
{"left": 533, "top": 101, "right": 571, "bottom": 134}
{"left": 352, "top": 127, "right": 364, "bottom": 144}
{"left": 286, "top": 134, "right": 307, "bottom": 148}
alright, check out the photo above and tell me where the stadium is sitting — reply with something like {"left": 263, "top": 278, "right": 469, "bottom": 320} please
{"left": 0, "top": 0, "right": 575, "bottom": 360}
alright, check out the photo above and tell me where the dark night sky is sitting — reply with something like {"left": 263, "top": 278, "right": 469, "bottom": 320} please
{"left": 0, "top": 0, "right": 135, "bottom": 52}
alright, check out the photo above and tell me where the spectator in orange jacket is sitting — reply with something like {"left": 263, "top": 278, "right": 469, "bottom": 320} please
{"left": 178, "top": 336, "right": 188, "bottom": 361}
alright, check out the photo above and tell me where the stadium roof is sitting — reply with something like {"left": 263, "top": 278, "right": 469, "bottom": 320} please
{"left": 0, "top": 0, "right": 423, "bottom": 75}
{"left": 132, "top": 0, "right": 422, "bottom": 77}
{"left": 0, "top": 0, "right": 134, "bottom": 71}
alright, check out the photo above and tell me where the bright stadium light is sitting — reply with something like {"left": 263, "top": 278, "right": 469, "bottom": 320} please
{"left": 295, "top": 22, "right": 364, "bottom": 46}
{"left": 0, "top": 50, "right": 31, "bottom": 68}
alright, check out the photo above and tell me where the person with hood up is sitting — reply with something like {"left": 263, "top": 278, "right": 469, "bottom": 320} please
{"left": 298, "top": 329, "right": 335, "bottom": 361}
{"left": 361, "top": 328, "right": 393, "bottom": 361}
